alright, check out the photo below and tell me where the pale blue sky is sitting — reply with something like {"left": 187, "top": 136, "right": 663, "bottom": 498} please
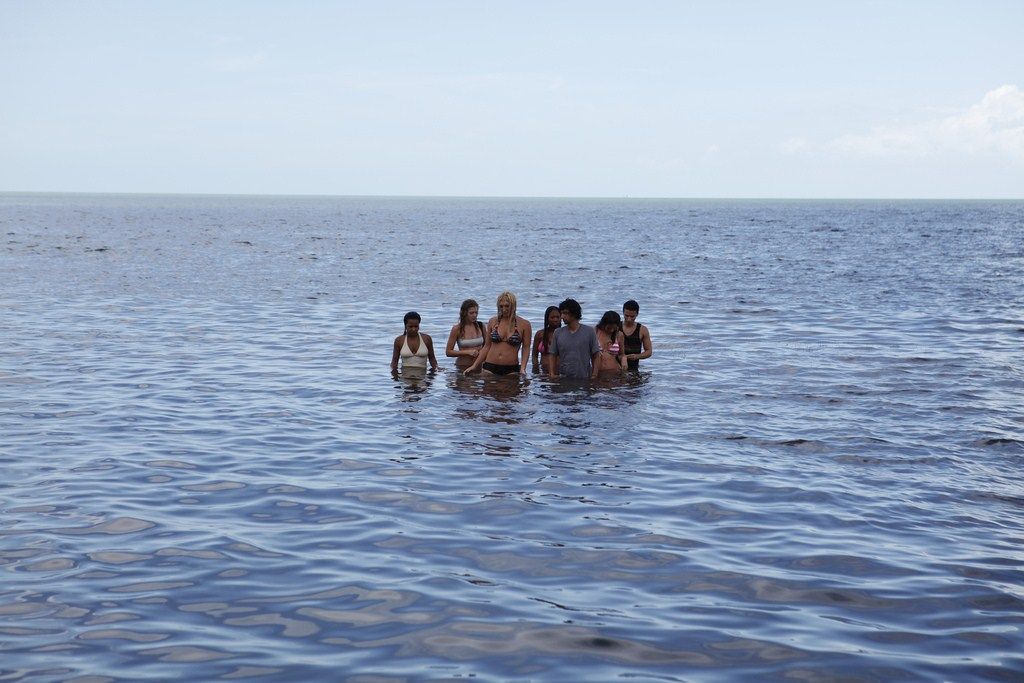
{"left": 2, "top": 1, "right": 1022, "bottom": 197}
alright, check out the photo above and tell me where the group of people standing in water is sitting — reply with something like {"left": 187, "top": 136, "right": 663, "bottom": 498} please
{"left": 390, "top": 292, "right": 653, "bottom": 380}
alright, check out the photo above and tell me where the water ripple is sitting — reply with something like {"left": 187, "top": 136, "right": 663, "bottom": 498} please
{"left": 1, "top": 196, "right": 1023, "bottom": 680}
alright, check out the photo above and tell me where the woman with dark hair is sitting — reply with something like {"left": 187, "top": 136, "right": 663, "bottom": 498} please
{"left": 531, "top": 305, "right": 561, "bottom": 373}
{"left": 465, "top": 291, "right": 532, "bottom": 377}
{"left": 391, "top": 311, "right": 439, "bottom": 373}
{"left": 594, "top": 310, "right": 627, "bottom": 375}
{"left": 445, "top": 299, "right": 486, "bottom": 370}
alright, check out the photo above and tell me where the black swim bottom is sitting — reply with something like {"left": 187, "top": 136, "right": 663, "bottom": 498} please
{"left": 482, "top": 362, "right": 520, "bottom": 375}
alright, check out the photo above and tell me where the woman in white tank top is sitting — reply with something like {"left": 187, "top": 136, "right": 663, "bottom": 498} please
{"left": 390, "top": 311, "right": 439, "bottom": 373}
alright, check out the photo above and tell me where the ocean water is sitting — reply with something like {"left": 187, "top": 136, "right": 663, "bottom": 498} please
{"left": 1, "top": 193, "right": 1022, "bottom": 682}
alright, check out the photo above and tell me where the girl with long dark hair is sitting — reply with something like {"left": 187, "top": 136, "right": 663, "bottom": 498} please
{"left": 445, "top": 299, "right": 486, "bottom": 370}
{"left": 594, "top": 310, "right": 627, "bottom": 375}
{"left": 531, "top": 305, "right": 561, "bottom": 373}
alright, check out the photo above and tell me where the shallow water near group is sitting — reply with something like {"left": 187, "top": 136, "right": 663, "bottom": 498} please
{"left": 2, "top": 194, "right": 1023, "bottom": 681}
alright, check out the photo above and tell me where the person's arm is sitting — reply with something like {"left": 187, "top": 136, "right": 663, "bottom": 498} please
{"left": 590, "top": 329, "right": 601, "bottom": 379}
{"left": 531, "top": 330, "right": 542, "bottom": 370}
{"left": 390, "top": 336, "right": 402, "bottom": 373}
{"left": 617, "top": 332, "right": 627, "bottom": 372}
{"left": 546, "top": 332, "right": 559, "bottom": 377}
{"left": 518, "top": 318, "right": 532, "bottom": 374}
{"left": 424, "top": 334, "right": 439, "bottom": 371}
{"left": 445, "top": 325, "right": 462, "bottom": 359}
{"left": 464, "top": 318, "right": 493, "bottom": 374}
{"left": 640, "top": 325, "right": 653, "bottom": 361}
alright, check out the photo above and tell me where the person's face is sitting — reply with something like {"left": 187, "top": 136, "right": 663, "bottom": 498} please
{"left": 623, "top": 309, "right": 638, "bottom": 325}
{"left": 498, "top": 300, "right": 511, "bottom": 318}
{"left": 405, "top": 320, "right": 420, "bottom": 336}
{"left": 560, "top": 309, "right": 574, "bottom": 325}
{"left": 546, "top": 309, "right": 561, "bottom": 328}
{"left": 467, "top": 306, "right": 478, "bottom": 324}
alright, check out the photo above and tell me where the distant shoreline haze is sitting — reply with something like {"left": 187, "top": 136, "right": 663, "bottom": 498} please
{"left": 3, "top": 191, "right": 1023, "bottom": 201}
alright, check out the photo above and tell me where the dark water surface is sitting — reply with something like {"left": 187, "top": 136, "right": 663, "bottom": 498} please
{"left": 2, "top": 194, "right": 1023, "bottom": 681}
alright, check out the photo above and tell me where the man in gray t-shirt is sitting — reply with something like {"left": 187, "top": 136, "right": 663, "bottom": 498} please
{"left": 547, "top": 298, "right": 601, "bottom": 379}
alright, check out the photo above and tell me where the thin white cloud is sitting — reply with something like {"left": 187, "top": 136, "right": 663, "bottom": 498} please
{"left": 825, "top": 85, "right": 1024, "bottom": 162}
{"left": 779, "top": 137, "right": 810, "bottom": 155}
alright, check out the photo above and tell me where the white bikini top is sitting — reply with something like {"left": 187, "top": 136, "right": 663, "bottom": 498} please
{"left": 457, "top": 335, "right": 484, "bottom": 349}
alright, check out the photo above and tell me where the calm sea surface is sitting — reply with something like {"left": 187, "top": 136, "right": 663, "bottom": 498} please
{"left": 1, "top": 194, "right": 1022, "bottom": 682}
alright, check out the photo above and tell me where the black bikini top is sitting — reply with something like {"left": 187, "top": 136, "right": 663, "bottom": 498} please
{"left": 490, "top": 322, "right": 522, "bottom": 348}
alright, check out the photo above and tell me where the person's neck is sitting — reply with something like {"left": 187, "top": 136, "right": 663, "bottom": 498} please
{"left": 567, "top": 319, "right": 581, "bottom": 332}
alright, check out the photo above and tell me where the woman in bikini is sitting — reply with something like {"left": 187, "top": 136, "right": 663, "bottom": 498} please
{"left": 445, "top": 299, "right": 486, "bottom": 371}
{"left": 390, "top": 311, "right": 439, "bottom": 374}
{"left": 531, "top": 305, "right": 561, "bottom": 374}
{"left": 594, "top": 310, "right": 627, "bottom": 375}
{"left": 465, "top": 291, "right": 532, "bottom": 377}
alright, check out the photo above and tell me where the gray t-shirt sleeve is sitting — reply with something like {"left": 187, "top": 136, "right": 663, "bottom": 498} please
{"left": 549, "top": 329, "right": 560, "bottom": 356}
{"left": 588, "top": 327, "right": 600, "bottom": 356}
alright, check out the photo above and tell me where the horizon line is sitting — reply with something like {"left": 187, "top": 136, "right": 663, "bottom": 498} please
{"left": 2, "top": 190, "right": 1023, "bottom": 202}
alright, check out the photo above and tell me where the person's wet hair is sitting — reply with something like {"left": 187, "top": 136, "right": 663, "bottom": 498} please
{"left": 542, "top": 305, "right": 560, "bottom": 350}
{"left": 623, "top": 300, "right": 639, "bottom": 314}
{"left": 496, "top": 291, "right": 518, "bottom": 320}
{"left": 599, "top": 310, "right": 622, "bottom": 332}
{"left": 459, "top": 299, "right": 481, "bottom": 336}
{"left": 558, "top": 298, "right": 582, "bottom": 320}
{"left": 403, "top": 311, "right": 421, "bottom": 326}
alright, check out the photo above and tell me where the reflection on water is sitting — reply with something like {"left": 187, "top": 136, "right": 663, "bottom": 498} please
{"left": 1, "top": 195, "right": 1023, "bottom": 681}
{"left": 448, "top": 371, "right": 529, "bottom": 403}
{"left": 392, "top": 367, "right": 437, "bottom": 401}
{"left": 448, "top": 373, "right": 531, "bottom": 433}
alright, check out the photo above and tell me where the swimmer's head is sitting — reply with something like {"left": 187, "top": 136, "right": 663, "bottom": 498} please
{"left": 598, "top": 310, "right": 622, "bottom": 333}
{"left": 558, "top": 298, "right": 582, "bottom": 322}
{"left": 496, "top": 291, "right": 517, "bottom": 319}
{"left": 403, "top": 311, "right": 421, "bottom": 335}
